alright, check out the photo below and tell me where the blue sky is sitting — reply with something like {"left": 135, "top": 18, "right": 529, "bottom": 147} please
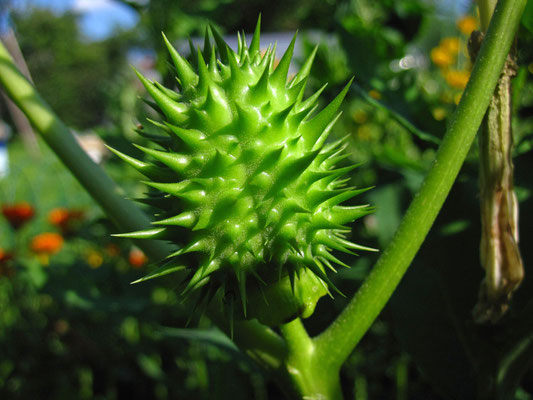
{"left": 13, "top": 0, "right": 139, "bottom": 40}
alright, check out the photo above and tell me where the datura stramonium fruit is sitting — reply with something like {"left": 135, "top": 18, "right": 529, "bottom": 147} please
{"left": 110, "top": 18, "right": 375, "bottom": 327}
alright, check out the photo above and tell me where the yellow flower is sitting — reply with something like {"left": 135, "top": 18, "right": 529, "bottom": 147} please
{"left": 86, "top": 250, "right": 104, "bottom": 269}
{"left": 351, "top": 109, "right": 368, "bottom": 124}
{"left": 430, "top": 47, "right": 454, "bottom": 68}
{"left": 368, "top": 89, "right": 381, "bottom": 100}
{"left": 432, "top": 107, "right": 448, "bottom": 121}
{"left": 444, "top": 70, "right": 470, "bottom": 89}
{"left": 457, "top": 15, "right": 477, "bottom": 35}
{"left": 357, "top": 124, "right": 372, "bottom": 140}
{"left": 440, "top": 37, "right": 460, "bottom": 55}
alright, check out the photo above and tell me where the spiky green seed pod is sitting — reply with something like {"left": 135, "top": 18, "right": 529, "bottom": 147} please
{"left": 112, "top": 18, "right": 375, "bottom": 326}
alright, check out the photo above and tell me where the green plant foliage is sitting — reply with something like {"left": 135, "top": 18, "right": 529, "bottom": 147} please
{"left": 111, "top": 18, "right": 374, "bottom": 326}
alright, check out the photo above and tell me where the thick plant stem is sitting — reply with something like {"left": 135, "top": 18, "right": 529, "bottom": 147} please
{"left": 207, "top": 306, "right": 287, "bottom": 373}
{"left": 0, "top": 43, "right": 173, "bottom": 261}
{"left": 280, "top": 318, "right": 343, "bottom": 400}
{"left": 314, "top": 0, "right": 527, "bottom": 372}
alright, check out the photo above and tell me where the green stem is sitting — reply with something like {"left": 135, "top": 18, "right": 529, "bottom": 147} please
{"left": 0, "top": 42, "right": 173, "bottom": 261}
{"left": 207, "top": 309, "right": 287, "bottom": 373}
{"left": 314, "top": 0, "right": 527, "bottom": 372}
{"left": 280, "top": 318, "right": 342, "bottom": 399}
{"left": 0, "top": 40, "right": 286, "bottom": 374}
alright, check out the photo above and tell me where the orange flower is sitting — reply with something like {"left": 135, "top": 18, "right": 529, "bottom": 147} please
{"left": 129, "top": 248, "right": 147, "bottom": 269}
{"left": 0, "top": 248, "right": 13, "bottom": 264}
{"left": 444, "top": 70, "right": 470, "bottom": 89}
{"left": 31, "top": 233, "right": 64, "bottom": 255}
{"left": 105, "top": 243, "right": 121, "bottom": 257}
{"left": 430, "top": 47, "right": 454, "bottom": 68}
{"left": 48, "top": 208, "right": 69, "bottom": 226}
{"left": 2, "top": 202, "right": 35, "bottom": 229}
{"left": 0, "top": 248, "right": 15, "bottom": 278}
{"left": 457, "top": 15, "right": 477, "bottom": 36}
{"left": 48, "top": 207, "right": 84, "bottom": 232}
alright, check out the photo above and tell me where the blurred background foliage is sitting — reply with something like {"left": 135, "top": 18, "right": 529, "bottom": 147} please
{"left": 1, "top": 0, "right": 533, "bottom": 399}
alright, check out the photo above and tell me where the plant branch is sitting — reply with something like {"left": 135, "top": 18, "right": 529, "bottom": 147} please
{"left": 314, "top": 0, "right": 527, "bottom": 371}
{"left": 280, "top": 318, "right": 343, "bottom": 399}
{"left": 208, "top": 309, "right": 287, "bottom": 373}
{"left": 280, "top": 318, "right": 313, "bottom": 360}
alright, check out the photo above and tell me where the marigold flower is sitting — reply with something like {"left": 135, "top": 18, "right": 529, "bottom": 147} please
{"left": 0, "top": 248, "right": 15, "bottom": 278}
{"left": 105, "top": 243, "right": 121, "bottom": 257}
{"left": 48, "top": 207, "right": 84, "bottom": 232}
{"left": 457, "top": 15, "right": 477, "bottom": 35}
{"left": 31, "top": 232, "right": 64, "bottom": 255}
{"left": 440, "top": 37, "right": 460, "bottom": 55}
{"left": 430, "top": 47, "right": 454, "bottom": 68}
{"left": 445, "top": 70, "right": 470, "bottom": 89}
{"left": 129, "top": 248, "right": 147, "bottom": 269}
{"left": 0, "top": 248, "right": 13, "bottom": 264}
{"left": 48, "top": 208, "right": 69, "bottom": 226}
{"left": 2, "top": 202, "right": 35, "bottom": 229}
